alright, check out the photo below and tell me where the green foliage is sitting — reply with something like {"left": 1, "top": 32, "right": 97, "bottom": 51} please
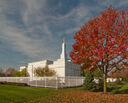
{"left": 96, "top": 78, "right": 104, "bottom": 91}
{"left": 0, "top": 81, "right": 28, "bottom": 86}
{"left": 82, "top": 69, "right": 103, "bottom": 78}
{"left": 116, "top": 78, "right": 122, "bottom": 84}
{"left": 13, "top": 68, "right": 28, "bottom": 77}
{"left": 107, "top": 81, "right": 128, "bottom": 94}
{"left": 93, "top": 69, "right": 104, "bottom": 91}
{"left": 20, "top": 68, "right": 28, "bottom": 77}
{"left": 0, "top": 85, "right": 57, "bottom": 103}
{"left": 122, "top": 77, "right": 128, "bottom": 82}
{"left": 81, "top": 70, "right": 86, "bottom": 76}
{"left": 84, "top": 73, "right": 97, "bottom": 91}
{"left": 93, "top": 69, "right": 103, "bottom": 79}
{"left": 34, "top": 66, "right": 56, "bottom": 77}
{"left": 83, "top": 69, "right": 104, "bottom": 91}
{"left": 13, "top": 71, "right": 21, "bottom": 77}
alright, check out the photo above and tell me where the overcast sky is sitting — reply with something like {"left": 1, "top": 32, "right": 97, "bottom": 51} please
{"left": 0, "top": 0, "right": 127, "bottom": 69}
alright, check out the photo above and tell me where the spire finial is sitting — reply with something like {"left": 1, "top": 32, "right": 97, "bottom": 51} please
{"left": 63, "top": 37, "right": 66, "bottom": 43}
{"left": 60, "top": 37, "right": 67, "bottom": 59}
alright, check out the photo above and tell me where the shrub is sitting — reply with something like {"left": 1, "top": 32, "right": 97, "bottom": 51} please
{"left": 93, "top": 70, "right": 104, "bottom": 91}
{"left": 0, "top": 81, "right": 28, "bottom": 86}
{"left": 34, "top": 66, "right": 56, "bottom": 77}
{"left": 13, "top": 68, "right": 29, "bottom": 77}
{"left": 13, "top": 71, "right": 21, "bottom": 77}
{"left": 20, "top": 68, "right": 28, "bottom": 77}
{"left": 116, "top": 78, "right": 122, "bottom": 84}
{"left": 84, "top": 73, "right": 97, "bottom": 91}
{"left": 95, "top": 78, "right": 103, "bottom": 91}
{"left": 93, "top": 69, "right": 103, "bottom": 79}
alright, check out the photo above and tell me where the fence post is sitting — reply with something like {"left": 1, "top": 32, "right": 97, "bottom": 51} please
{"left": 56, "top": 77, "right": 58, "bottom": 90}
{"left": 27, "top": 77, "right": 29, "bottom": 85}
{"left": 36, "top": 77, "right": 37, "bottom": 87}
{"left": 15, "top": 77, "right": 17, "bottom": 83}
{"left": 17, "top": 77, "right": 18, "bottom": 83}
{"left": 45, "top": 77, "right": 46, "bottom": 88}
{"left": 76, "top": 77, "right": 77, "bottom": 86}
{"left": 60, "top": 77, "right": 62, "bottom": 88}
{"left": 69, "top": 77, "right": 70, "bottom": 87}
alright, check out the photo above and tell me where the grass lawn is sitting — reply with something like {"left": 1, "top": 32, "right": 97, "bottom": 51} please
{"left": 0, "top": 82, "right": 128, "bottom": 103}
{"left": 108, "top": 81, "right": 128, "bottom": 94}
{"left": 0, "top": 85, "right": 59, "bottom": 103}
{"left": 0, "top": 85, "right": 82, "bottom": 103}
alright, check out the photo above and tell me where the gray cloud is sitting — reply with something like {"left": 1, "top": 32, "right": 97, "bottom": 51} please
{"left": 0, "top": 0, "right": 128, "bottom": 65}
{"left": 0, "top": 0, "right": 58, "bottom": 60}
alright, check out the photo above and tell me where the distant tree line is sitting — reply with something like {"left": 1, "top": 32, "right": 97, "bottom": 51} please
{"left": 0, "top": 67, "right": 28, "bottom": 77}
{"left": 0, "top": 66, "right": 56, "bottom": 77}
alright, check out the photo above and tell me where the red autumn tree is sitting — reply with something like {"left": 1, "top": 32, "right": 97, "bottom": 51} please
{"left": 110, "top": 64, "right": 128, "bottom": 80}
{"left": 70, "top": 7, "right": 128, "bottom": 93}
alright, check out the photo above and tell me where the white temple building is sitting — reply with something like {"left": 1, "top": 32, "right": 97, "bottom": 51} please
{"left": 20, "top": 39, "right": 81, "bottom": 77}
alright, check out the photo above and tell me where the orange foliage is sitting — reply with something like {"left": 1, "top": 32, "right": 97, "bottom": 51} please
{"left": 50, "top": 91, "right": 128, "bottom": 103}
{"left": 70, "top": 7, "right": 128, "bottom": 93}
{"left": 70, "top": 7, "right": 128, "bottom": 75}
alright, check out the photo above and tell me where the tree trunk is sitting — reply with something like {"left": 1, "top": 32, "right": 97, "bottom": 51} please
{"left": 103, "top": 73, "right": 107, "bottom": 93}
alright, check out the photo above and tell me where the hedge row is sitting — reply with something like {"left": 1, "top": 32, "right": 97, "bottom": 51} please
{"left": 0, "top": 81, "right": 28, "bottom": 86}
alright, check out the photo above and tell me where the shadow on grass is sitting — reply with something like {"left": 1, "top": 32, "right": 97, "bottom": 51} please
{"left": 111, "top": 88, "right": 128, "bottom": 94}
{"left": 82, "top": 82, "right": 128, "bottom": 94}
{"left": 107, "top": 82, "right": 128, "bottom": 94}
{"left": 88, "top": 87, "right": 128, "bottom": 94}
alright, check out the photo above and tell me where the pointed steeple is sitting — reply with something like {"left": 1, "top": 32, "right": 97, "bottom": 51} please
{"left": 60, "top": 38, "right": 67, "bottom": 59}
{"left": 63, "top": 38, "right": 66, "bottom": 44}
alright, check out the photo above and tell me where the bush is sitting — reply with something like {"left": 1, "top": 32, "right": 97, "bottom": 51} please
{"left": 95, "top": 78, "right": 103, "bottom": 91}
{"left": 13, "top": 71, "right": 21, "bottom": 77}
{"left": 34, "top": 66, "right": 56, "bottom": 77}
{"left": 93, "top": 69, "right": 104, "bottom": 91}
{"left": 13, "top": 68, "right": 28, "bottom": 77}
{"left": 84, "top": 73, "right": 97, "bottom": 91}
{"left": 116, "top": 78, "right": 122, "bottom": 84}
{"left": 20, "top": 68, "right": 29, "bottom": 77}
{"left": 93, "top": 69, "right": 103, "bottom": 79}
{"left": 0, "top": 81, "right": 28, "bottom": 86}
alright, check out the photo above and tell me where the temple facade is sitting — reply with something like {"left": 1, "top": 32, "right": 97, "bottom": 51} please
{"left": 20, "top": 39, "right": 81, "bottom": 77}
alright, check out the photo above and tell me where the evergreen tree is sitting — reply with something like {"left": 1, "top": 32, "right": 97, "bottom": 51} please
{"left": 84, "top": 73, "right": 96, "bottom": 91}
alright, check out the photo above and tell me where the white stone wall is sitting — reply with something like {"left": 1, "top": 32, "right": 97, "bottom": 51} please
{"left": 26, "top": 58, "right": 81, "bottom": 77}
{"left": 49, "top": 58, "right": 65, "bottom": 77}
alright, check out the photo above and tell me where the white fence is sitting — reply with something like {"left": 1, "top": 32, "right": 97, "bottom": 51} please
{"left": 0, "top": 77, "right": 120, "bottom": 89}
{"left": 0, "top": 77, "right": 85, "bottom": 89}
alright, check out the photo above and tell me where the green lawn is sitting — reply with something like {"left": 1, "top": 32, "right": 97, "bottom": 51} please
{"left": 0, "top": 85, "right": 83, "bottom": 103}
{"left": 0, "top": 85, "right": 55, "bottom": 103}
{"left": 108, "top": 81, "right": 128, "bottom": 94}
{"left": 0, "top": 82, "right": 127, "bottom": 103}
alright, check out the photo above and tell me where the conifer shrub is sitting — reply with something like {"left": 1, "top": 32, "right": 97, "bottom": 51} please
{"left": 96, "top": 78, "right": 103, "bottom": 91}
{"left": 93, "top": 70, "right": 104, "bottom": 91}
{"left": 83, "top": 73, "right": 97, "bottom": 91}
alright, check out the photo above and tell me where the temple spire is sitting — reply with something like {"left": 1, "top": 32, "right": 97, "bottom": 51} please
{"left": 63, "top": 38, "right": 66, "bottom": 43}
{"left": 60, "top": 38, "right": 67, "bottom": 59}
